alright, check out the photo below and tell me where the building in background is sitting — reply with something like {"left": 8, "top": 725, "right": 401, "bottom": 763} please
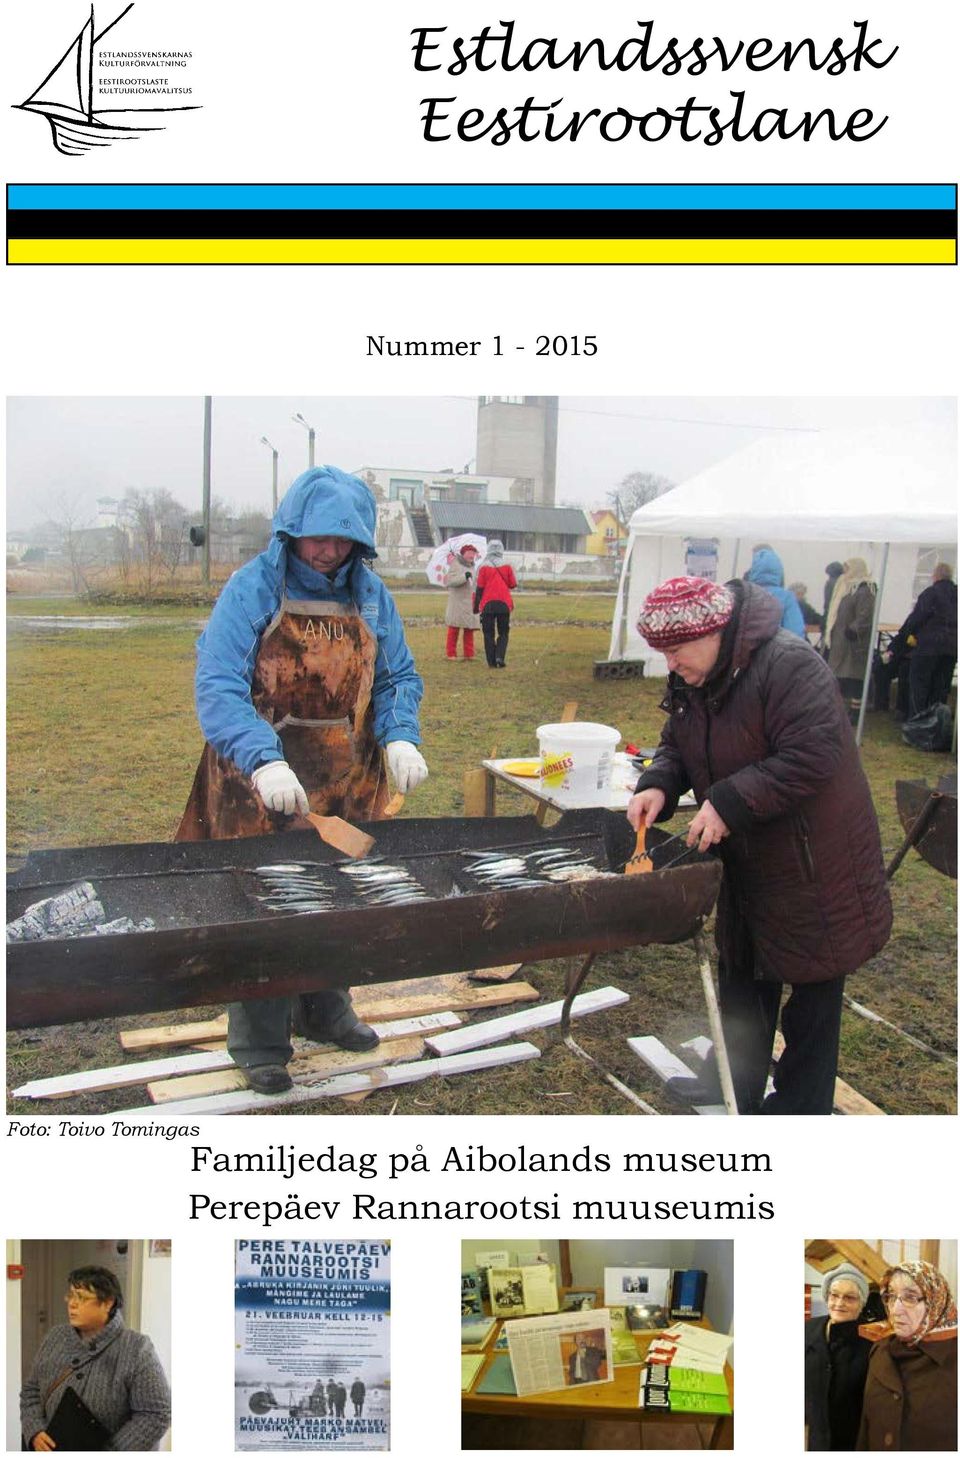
{"left": 585, "top": 509, "right": 626, "bottom": 559}
{"left": 476, "top": 397, "right": 558, "bottom": 506}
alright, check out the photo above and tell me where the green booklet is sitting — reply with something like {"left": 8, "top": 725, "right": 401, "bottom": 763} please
{"left": 640, "top": 1386, "right": 731, "bottom": 1415}
{"left": 644, "top": 1365, "right": 728, "bottom": 1395}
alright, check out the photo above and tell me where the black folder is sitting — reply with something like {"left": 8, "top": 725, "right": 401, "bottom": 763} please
{"left": 46, "top": 1385, "right": 112, "bottom": 1451}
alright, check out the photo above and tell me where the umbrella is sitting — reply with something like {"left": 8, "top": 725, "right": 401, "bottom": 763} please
{"left": 425, "top": 533, "right": 488, "bottom": 587}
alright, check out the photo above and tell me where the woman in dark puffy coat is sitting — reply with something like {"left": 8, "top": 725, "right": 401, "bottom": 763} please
{"left": 805, "top": 1264, "right": 872, "bottom": 1450}
{"left": 629, "top": 575, "right": 892, "bottom": 1115}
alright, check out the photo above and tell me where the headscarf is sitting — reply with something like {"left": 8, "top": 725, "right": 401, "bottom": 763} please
{"left": 880, "top": 1259, "right": 958, "bottom": 1344}
{"left": 823, "top": 556, "right": 874, "bottom": 650}
{"left": 483, "top": 539, "right": 505, "bottom": 567}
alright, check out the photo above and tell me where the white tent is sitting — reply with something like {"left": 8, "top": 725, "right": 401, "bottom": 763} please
{"left": 609, "top": 423, "right": 957, "bottom": 683}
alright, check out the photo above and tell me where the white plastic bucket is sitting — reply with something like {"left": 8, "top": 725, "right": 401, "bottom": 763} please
{"left": 536, "top": 722, "right": 621, "bottom": 803}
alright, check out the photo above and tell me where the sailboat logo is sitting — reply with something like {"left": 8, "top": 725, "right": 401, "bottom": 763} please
{"left": 14, "top": 3, "right": 199, "bottom": 155}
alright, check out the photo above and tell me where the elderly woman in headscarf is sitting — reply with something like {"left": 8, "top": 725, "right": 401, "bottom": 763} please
{"left": 473, "top": 539, "right": 517, "bottom": 668}
{"left": 822, "top": 558, "right": 878, "bottom": 698}
{"left": 805, "top": 1263, "right": 872, "bottom": 1450}
{"left": 857, "top": 1259, "right": 957, "bottom": 1451}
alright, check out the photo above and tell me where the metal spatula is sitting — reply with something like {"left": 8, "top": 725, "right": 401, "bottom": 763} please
{"left": 304, "top": 812, "right": 375, "bottom": 859}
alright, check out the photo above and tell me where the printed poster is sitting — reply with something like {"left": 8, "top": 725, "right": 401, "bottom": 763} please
{"left": 235, "top": 1240, "right": 390, "bottom": 1452}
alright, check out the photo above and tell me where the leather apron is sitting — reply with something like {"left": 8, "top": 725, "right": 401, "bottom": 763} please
{"left": 176, "top": 596, "right": 388, "bottom": 842}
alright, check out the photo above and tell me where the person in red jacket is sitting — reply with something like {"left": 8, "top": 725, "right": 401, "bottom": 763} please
{"left": 628, "top": 575, "right": 892, "bottom": 1115}
{"left": 473, "top": 539, "right": 517, "bottom": 668}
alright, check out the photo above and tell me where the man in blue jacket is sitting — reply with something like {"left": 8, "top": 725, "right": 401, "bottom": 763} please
{"left": 176, "top": 466, "right": 427, "bottom": 1094}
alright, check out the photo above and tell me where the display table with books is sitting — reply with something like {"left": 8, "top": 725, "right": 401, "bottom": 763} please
{"left": 461, "top": 1314, "right": 733, "bottom": 1449}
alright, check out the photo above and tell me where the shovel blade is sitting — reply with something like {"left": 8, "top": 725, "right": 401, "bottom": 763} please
{"left": 305, "top": 813, "right": 375, "bottom": 859}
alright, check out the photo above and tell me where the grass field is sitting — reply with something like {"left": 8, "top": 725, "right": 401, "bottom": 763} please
{"left": 6, "top": 595, "right": 956, "bottom": 1118}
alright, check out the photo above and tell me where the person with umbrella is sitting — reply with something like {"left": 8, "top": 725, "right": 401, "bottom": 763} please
{"left": 441, "top": 538, "right": 483, "bottom": 660}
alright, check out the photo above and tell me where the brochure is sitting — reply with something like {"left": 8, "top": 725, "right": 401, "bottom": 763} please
{"left": 235, "top": 1240, "right": 390, "bottom": 1452}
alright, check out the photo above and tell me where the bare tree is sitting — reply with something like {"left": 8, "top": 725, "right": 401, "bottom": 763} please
{"left": 39, "top": 493, "right": 94, "bottom": 594}
{"left": 607, "top": 471, "right": 676, "bottom": 518}
{"left": 121, "top": 487, "right": 190, "bottom": 590}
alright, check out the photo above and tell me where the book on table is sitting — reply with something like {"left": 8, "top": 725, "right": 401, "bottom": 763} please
{"left": 643, "top": 1364, "right": 729, "bottom": 1396}
{"left": 640, "top": 1385, "right": 732, "bottom": 1415}
{"left": 488, "top": 1263, "right": 559, "bottom": 1319}
{"left": 461, "top": 1353, "right": 486, "bottom": 1391}
{"left": 669, "top": 1268, "right": 708, "bottom": 1321}
{"left": 461, "top": 1315, "right": 498, "bottom": 1350}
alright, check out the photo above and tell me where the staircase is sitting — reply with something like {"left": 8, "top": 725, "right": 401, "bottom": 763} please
{"left": 408, "top": 506, "right": 435, "bottom": 546}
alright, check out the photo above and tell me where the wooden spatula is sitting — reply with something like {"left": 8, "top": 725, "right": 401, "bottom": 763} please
{"left": 624, "top": 821, "right": 653, "bottom": 875}
{"left": 305, "top": 812, "right": 375, "bottom": 859}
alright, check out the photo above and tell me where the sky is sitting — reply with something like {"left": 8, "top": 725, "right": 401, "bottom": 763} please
{"left": 5, "top": 394, "right": 954, "bottom": 532}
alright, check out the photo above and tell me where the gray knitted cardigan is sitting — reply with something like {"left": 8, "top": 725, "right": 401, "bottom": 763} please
{"left": 21, "top": 1314, "right": 171, "bottom": 1451}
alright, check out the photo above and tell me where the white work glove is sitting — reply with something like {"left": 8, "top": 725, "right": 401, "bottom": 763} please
{"left": 385, "top": 741, "right": 429, "bottom": 794}
{"left": 251, "top": 761, "right": 310, "bottom": 816}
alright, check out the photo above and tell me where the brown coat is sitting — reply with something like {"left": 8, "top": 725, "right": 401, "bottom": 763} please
{"left": 857, "top": 1333, "right": 957, "bottom": 1451}
{"left": 829, "top": 580, "right": 877, "bottom": 681}
{"left": 637, "top": 581, "right": 892, "bottom": 984}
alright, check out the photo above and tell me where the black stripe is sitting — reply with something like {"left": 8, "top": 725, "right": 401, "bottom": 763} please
{"left": 7, "top": 207, "right": 957, "bottom": 241}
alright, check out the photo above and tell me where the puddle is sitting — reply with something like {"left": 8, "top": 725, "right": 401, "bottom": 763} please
{"left": 8, "top": 616, "right": 205, "bottom": 632}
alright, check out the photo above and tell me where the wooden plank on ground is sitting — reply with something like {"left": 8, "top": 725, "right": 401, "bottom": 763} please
{"left": 18, "top": 1012, "right": 462, "bottom": 1101}
{"left": 349, "top": 981, "right": 539, "bottom": 1025}
{"left": 121, "top": 1017, "right": 228, "bottom": 1052}
{"left": 468, "top": 963, "right": 523, "bottom": 984}
{"left": 626, "top": 1036, "right": 726, "bottom": 1117}
{"left": 772, "top": 1032, "right": 884, "bottom": 1115}
{"left": 119, "top": 975, "right": 538, "bottom": 1052}
{"left": 123, "top": 1041, "right": 542, "bottom": 1117}
{"left": 425, "top": 986, "right": 628, "bottom": 1056}
{"left": 146, "top": 1035, "right": 425, "bottom": 1105}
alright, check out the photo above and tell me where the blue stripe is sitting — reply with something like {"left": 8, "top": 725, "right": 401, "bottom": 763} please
{"left": 8, "top": 183, "right": 956, "bottom": 212}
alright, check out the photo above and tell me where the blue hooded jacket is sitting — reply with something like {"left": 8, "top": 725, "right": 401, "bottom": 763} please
{"left": 195, "top": 466, "right": 423, "bottom": 777}
{"left": 744, "top": 547, "right": 806, "bottom": 638}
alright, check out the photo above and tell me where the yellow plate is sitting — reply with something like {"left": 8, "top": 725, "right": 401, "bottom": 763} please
{"left": 502, "top": 759, "right": 542, "bottom": 778}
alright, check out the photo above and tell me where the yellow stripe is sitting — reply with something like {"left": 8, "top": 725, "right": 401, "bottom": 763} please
{"left": 8, "top": 237, "right": 956, "bottom": 265}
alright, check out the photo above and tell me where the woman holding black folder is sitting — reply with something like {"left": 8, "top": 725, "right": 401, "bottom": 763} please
{"left": 21, "top": 1266, "right": 171, "bottom": 1452}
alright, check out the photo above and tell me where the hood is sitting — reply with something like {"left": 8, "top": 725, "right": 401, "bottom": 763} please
{"left": 745, "top": 546, "right": 785, "bottom": 588}
{"left": 273, "top": 466, "right": 378, "bottom": 557}
{"left": 483, "top": 539, "right": 505, "bottom": 566}
{"left": 663, "top": 581, "right": 781, "bottom": 709}
{"left": 728, "top": 579, "right": 784, "bottom": 671}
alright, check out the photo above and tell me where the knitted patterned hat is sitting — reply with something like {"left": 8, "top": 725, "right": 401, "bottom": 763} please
{"left": 636, "top": 577, "right": 735, "bottom": 650}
